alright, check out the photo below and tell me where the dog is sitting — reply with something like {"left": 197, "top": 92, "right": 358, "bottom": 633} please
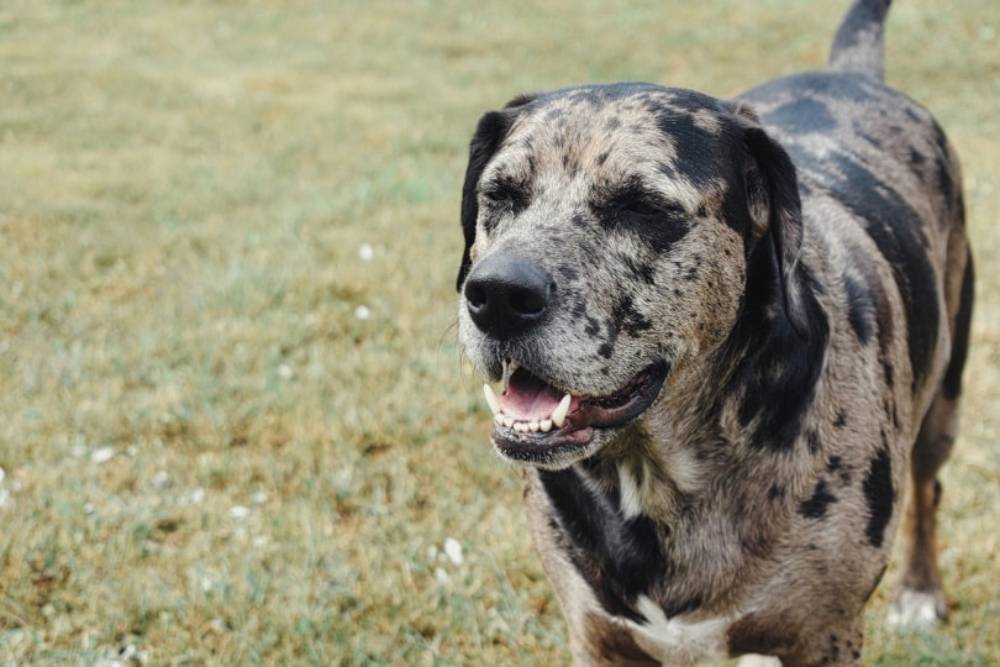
{"left": 455, "top": 0, "right": 973, "bottom": 664}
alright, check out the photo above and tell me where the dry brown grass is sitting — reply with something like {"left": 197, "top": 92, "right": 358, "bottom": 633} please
{"left": 0, "top": 1, "right": 997, "bottom": 664}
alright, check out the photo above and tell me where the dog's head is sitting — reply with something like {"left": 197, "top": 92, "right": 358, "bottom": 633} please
{"left": 456, "top": 83, "right": 807, "bottom": 468}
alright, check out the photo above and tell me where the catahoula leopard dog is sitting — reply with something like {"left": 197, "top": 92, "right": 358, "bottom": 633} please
{"left": 455, "top": 1, "right": 974, "bottom": 665}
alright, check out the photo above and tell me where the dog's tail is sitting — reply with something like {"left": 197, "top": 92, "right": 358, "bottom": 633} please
{"left": 828, "top": 0, "right": 892, "bottom": 81}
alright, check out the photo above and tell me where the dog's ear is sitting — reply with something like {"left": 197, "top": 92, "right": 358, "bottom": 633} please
{"left": 456, "top": 95, "right": 536, "bottom": 291}
{"left": 736, "top": 106, "right": 809, "bottom": 338}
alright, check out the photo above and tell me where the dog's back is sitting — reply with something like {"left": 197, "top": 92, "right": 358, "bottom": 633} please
{"left": 734, "top": 0, "right": 975, "bottom": 643}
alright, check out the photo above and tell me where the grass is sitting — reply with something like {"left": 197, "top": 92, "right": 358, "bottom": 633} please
{"left": 0, "top": 0, "right": 997, "bottom": 664}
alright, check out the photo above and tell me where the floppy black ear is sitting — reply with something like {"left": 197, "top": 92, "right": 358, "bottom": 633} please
{"left": 456, "top": 95, "right": 537, "bottom": 292}
{"left": 457, "top": 111, "right": 510, "bottom": 291}
{"left": 740, "top": 117, "right": 810, "bottom": 339}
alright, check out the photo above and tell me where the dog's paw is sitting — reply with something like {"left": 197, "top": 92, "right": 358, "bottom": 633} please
{"left": 887, "top": 588, "right": 948, "bottom": 629}
{"left": 737, "top": 655, "right": 781, "bottom": 667}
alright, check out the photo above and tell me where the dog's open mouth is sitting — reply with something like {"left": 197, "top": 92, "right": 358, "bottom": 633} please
{"left": 482, "top": 360, "right": 669, "bottom": 457}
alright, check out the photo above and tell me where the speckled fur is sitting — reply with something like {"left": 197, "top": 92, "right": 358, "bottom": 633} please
{"left": 455, "top": 2, "right": 971, "bottom": 665}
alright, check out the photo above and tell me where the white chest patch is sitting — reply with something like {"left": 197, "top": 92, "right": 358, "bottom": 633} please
{"left": 617, "top": 464, "right": 643, "bottom": 519}
{"left": 625, "top": 595, "right": 729, "bottom": 665}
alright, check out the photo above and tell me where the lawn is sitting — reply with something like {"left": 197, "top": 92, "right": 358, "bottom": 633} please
{"left": 0, "top": 1, "right": 997, "bottom": 664}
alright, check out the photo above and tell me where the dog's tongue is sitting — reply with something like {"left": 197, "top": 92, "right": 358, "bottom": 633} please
{"left": 499, "top": 368, "right": 567, "bottom": 421}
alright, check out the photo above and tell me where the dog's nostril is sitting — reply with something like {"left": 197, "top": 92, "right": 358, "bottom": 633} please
{"left": 466, "top": 284, "right": 487, "bottom": 308}
{"left": 509, "top": 286, "right": 547, "bottom": 316}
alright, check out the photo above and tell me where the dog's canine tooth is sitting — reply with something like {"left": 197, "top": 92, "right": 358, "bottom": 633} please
{"left": 540, "top": 419, "right": 553, "bottom": 432}
{"left": 483, "top": 384, "right": 501, "bottom": 415}
{"left": 551, "top": 394, "right": 572, "bottom": 427}
{"left": 502, "top": 359, "right": 517, "bottom": 391}
{"left": 501, "top": 415, "right": 514, "bottom": 428}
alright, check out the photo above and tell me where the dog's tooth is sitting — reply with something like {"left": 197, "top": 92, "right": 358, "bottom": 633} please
{"left": 551, "top": 394, "right": 572, "bottom": 427}
{"left": 514, "top": 422, "right": 527, "bottom": 433}
{"left": 494, "top": 414, "right": 504, "bottom": 426}
{"left": 540, "top": 419, "right": 553, "bottom": 432}
{"left": 483, "top": 384, "right": 501, "bottom": 415}
{"left": 502, "top": 359, "right": 517, "bottom": 391}
{"left": 502, "top": 415, "right": 514, "bottom": 428}
{"left": 528, "top": 421, "right": 539, "bottom": 432}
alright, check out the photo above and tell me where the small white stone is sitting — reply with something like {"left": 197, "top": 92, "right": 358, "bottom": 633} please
{"left": 354, "top": 305, "right": 371, "bottom": 320}
{"left": 189, "top": 487, "right": 206, "bottom": 504}
{"left": 84, "top": 503, "right": 95, "bottom": 515}
{"left": 443, "top": 537, "right": 464, "bottom": 566}
{"left": 253, "top": 535, "right": 269, "bottom": 548}
{"left": 358, "top": 243, "right": 375, "bottom": 261}
{"left": 277, "top": 364, "right": 293, "bottom": 379}
{"left": 251, "top": 491, "right": 269, "bottom": 505}
{"left": 229, "top": 505, "right": 250, "bottom": 520}
{"left": 0, "top": 466, "right": 6, "bottom": 484}
{"left": 0, "top": 488, "right": 10, "bottom": 508}
{"left": 434, "top": 567, "right": 449, "bottom": 584}
{"left": 151, "top": 471, "right": 170, "bottom": 488}
{"left": 91, "top": 447, "right": 115, "bottom": 463}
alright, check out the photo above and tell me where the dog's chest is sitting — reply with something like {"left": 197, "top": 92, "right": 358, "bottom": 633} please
{"left": 621, "top": 595, "right": 731, "bottom": 664}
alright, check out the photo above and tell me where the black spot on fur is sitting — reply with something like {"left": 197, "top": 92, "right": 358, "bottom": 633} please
{"left": 605, "top": 116, "right": 621, "bottom": 131}
{"left": 807, "top": 430, "right": 821, "bottom": 454}
{"left": 799, "top": 479, "right": 837, "bottom": 519}
{"left": 942, "top": 253, "right": 974, "bottom": 400}
{"left": 834, "top": 411, "right": 847, "bottom": 428}
{"left": 859, "top": 130, "right": 883, "bottom": 148}
{"left": 657, "top": 162, "right": 676, "bottom": 179}
{"left": 810, "top": 150, "right": 940, "bottom": 391}
{"left": 610, "top": 295, "right": 652, "bottom": 339}
{"left": 585, "top": 316, "right": 601, "bottom": 337}
{"left": 763, "top": 98, "right": 836, "bottom": 134}
{"left": 768, "top": 483, "right": 785, "bottom": 501}
{"left": 862, "top": 445, "right": 894, "bottom": 547}
{"left": 656, "top": 110, "right": 717, "bottom": 186}
{"left": 844, "top": 273, "right": 874, "bottom": 344}
{"left": 596, "top": 150, "right": 610, "bottom": 166}
{"left": 562, "top": 152, "right": 580, "bottom": 178}
{"left": 621, "top": 254, "right": 657, "bottom": 285}
{"left": 598, "top": 343, "right": 614, "bottom": 359}
{"left": 540, "top": 468, "right": 666, "bottom": 623}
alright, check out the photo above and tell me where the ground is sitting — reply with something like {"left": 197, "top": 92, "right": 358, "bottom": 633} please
{"left": 0, "top": 1, "right": 997, "bottom": 665}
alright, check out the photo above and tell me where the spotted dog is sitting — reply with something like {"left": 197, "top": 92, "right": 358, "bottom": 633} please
{"left": 455, "top": 1, "right": 973, "bottom": 665}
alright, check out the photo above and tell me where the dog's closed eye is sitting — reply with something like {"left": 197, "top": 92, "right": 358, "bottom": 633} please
{"left": 480, "top": 174, "right": 531, "bottom": 215}
{"left": 597, "top": 179, "right": 686, "bottom": 225}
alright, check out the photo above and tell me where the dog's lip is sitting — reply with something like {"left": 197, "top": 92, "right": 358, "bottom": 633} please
{"left": 489, "top": 360, "right": 670, "bottom": 457}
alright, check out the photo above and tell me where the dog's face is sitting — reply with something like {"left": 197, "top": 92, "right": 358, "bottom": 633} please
{"left": 456, "top": 84, "right": 806, "bottom": 468}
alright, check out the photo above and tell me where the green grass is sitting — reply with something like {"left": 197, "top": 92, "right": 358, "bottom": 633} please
{"left": 0, "top": 1, "right": 997, "bottom": 664}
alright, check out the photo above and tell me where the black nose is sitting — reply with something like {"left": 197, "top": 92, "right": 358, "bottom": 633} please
{"left": 464, "top": 254, "right": 553, "bottom": 339}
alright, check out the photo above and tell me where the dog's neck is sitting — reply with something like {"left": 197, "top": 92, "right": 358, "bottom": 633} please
{"left": 569, "top": 267, "right": 830, "bottom": 540}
